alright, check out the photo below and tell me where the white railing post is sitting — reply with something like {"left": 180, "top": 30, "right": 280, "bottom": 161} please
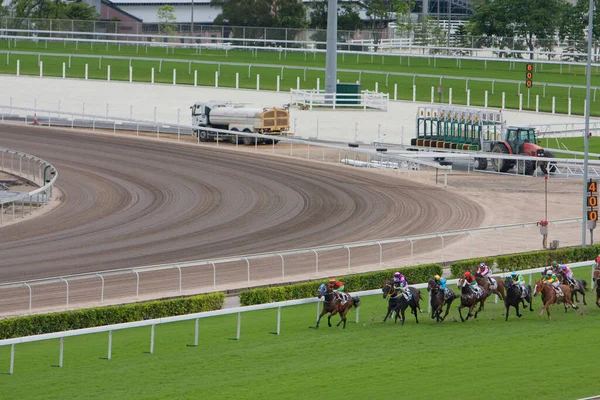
{"left": 344, "top": 245, "right": 351, "bottom": 273}
{"left": 412, "top": 85, "right": 416, "bottom": 102}
{"left": 296, "top": 76, "right": 300, "bottom": 90}
{"left": 150, "top": 325, "right": 155, "bottom": 354}
{"left": 129, "top": 66, "right": 132, "bottom": 83}
{"left": 244, "top": 257, "right": 250, "bottom": 282}
{"left": 375, "top": 82, "right": 379, "bottom": 93}
{"left": 236, "top": 72, "right": 239, "bottom": 89}
{"left": 62, "top": 62, "right": 65, "bottom": 79}
{"left": 467, "top": 89, "right": 470, "bottom": 106}
{"left": 194, "top": 318, "right": 199, "bottom": 346}
{"left": 276, "top": 307, "right": 281, "bottom": 335}
{"left": 85, "top": 63, "right": 88, "bottom": 80}
{"left": 502, "top": 92, "right": 506, "bottom": 109}
{"left": 16, "top": 59, "right": 20, "bottom": 76}
{"left": 484, "top": 90, "right": 488, "bottom": 108}
{"left": 9, "top": 344, "right": 14, "bottom": 374}
{"left": 276, "top": 75, "right": 280, "bottom": 92}
{"left": 278, "top": 253, "right": 285, "bottom": 278}
{"left": 236, "top": 312, "right": 241, "bottom": 340}
{"left": 151, "top": 67, "right": 155, "bottom": 84}
{"left": 449, "top": 88, "right": 452, "bottom": 105}
{"left": 317, "top": 78, "right": 320, "bottom": 92}
{"left": 256, "top": 74, "right": 260, "bottom": 91}
{"left": 173, "top": 69, "right": 176, "bottom": 85}
{"left": 536, "top": 95, "right": 539, "bottom": 112}
{"left": 430, "top": 86, "right": 434, "bottom": 103}
{"left": 107, "top": 65, "right": 110, "bottom": 81}
{"left": 568, "top": 98, "right": 572, "bottom": 115}
{"left": 107, "top": 331, "right": 112, "bottom": 360}
{"left": 394, "top": 83, "right": 397, "bottom": 100}
{"left": 552, "top": 97, "right": 556, "bottom": 114}
{"left": 39, "top": 60, "right": 43, "bottom": 77}
{"left": 519, "top": 93, "right": 523, "bottom": 111}
{"left": 59, "top": 337, "right": 64, "bottom": 367}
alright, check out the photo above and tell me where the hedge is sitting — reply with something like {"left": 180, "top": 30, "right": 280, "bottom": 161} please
{"left": 239, "top": 263, "right": 442, "bottom": 306}
{"left": 450, "top": 244, "right": 600, "bottom": 278}
{"left": 0, "top": 292, "right": 225, "bottom": 340}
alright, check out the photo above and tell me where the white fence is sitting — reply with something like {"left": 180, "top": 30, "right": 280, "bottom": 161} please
{"left": 0, "top": 260, "right": 595, "bottom": 375}
{"left": 0, "top": 148, "right": 58, "bottom": 225}
{"left": 290, "top": 89, "right": 389, "bottom": 111}
{"left": 0, "top": 215, "right": 583, "bottom": 317}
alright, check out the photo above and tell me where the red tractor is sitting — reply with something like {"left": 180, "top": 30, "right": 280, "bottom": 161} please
{"left": 475, "top": 127, "right": 556, "bottom": 175}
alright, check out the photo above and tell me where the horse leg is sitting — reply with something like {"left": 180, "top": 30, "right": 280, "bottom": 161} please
{"left": 516, "top": 303, "right": 522, "bottom": 319}
{"left": 383, "top": 308, "right": 392, "bottom": 323}
{"left": 458, "top": 305, "right": 465, "bottom": 322}
{"left": 327, "top": 314, "right": 333, "bottom": 328}
{"left": 596, "top": 292, "right": 600, "bottom": 308}
{"left": 581, "top": 289, "right": 587, "bottom": 306}
{"left": 441, "top": 300, "right": 453, "bottom": 322}
{"left": 400, "top": 307, "right": 406, "bottom": 326}
{"left": 413, "top": 306, "right": 419, "bottom": 324}
{"left": 315, "top": 309, "right": 327, "bottom": 329}
{"left": 505, "top": 303, "right": 510, "bottom": 321}
{"left": 336, "top": 309, "right": 346, "bottom": 328}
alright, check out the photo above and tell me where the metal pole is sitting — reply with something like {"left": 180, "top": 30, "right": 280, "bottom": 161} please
{"left": 236, "top": 312, "right": 241, "bottom": 340}
{"left": 325, "top": 0, "right": 338, "bottom": 94}
{"left": 9, "top": 344, "right": 14, "bottom": 374}
{"left": 582, "top": 0, "right": 594, "bottom": 247}
{"left": 107, "top": 331, "right": 112, "bottom": 360}
{"left": 150, "top": 325, "right": 155, "bottom": 354}
{"left": 276, "top": 307, "right": 281, "bottom": 335}
{"left": 194, "top": 318, "right": 199, "bottom": 346}
{"left": 59, "top": 338, "right": 64, "bottom": 367}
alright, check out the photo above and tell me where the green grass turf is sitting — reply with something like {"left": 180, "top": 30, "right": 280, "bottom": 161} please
{"left": 0, "top": 39, "right": 599, "bottom": 116}
{"left": 538, "top": 136, "right": 600, "bottom": 156}
{"left": 0, "top": 269, "right": 598, "bottom": 400}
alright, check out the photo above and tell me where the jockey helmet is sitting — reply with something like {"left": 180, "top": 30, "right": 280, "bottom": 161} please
{"left": 434, "top": 274, "right": 441, "bottom": 280}
{"left": 464, "top": 271, "right": 471, "bottom": 277}
{"left": 546, "top": 270, "right": 553, "bottom": 276}
{"left": 394, "top": 272, "right": 401, "bottom": 278}
{"left": 329, "top": 278, "right": 336, "bottom": 283}
{"left": 511, "top": 271, "right": 517, "bottom": 277}
{"left": 552, "top": 261, "right": 558, "bottom": 267}
{"left": 561, "top": 265, "right": 567, "bottom": 271}
{"left": 479, "top": 262, "right": 486, "bottom": 268}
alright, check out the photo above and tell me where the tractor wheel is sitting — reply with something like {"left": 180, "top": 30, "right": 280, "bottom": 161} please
{"left": 242, "top": 129, "right": 256, "bottom": 146}
{"left": 474, "top": 157, "right": 488, "bottom": 170}
{"left": 517, "top": 153, "right": 536, "bottom": 175}
{"left": 491, "top": 143, "right": 511, "bottom": 173}
{"left": 540, "top": 151, "right": 557, "bottom": 175}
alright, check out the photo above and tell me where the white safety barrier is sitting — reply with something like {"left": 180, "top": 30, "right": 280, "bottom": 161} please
{"left": 0, "top": 260, "right": 595, "bottom": 375}
{"left": 290, "top": 89, "right": 388, "bottom": 111}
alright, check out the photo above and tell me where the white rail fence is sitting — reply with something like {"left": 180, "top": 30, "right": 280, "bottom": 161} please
{"left": 3, "top": 29, "right": 600, "bottom": 66}
{"left": 0, "top": 217, "right": 583, "bottom": 317}
{"left": 0, "top": 260, "right": 595, "bottom": 375}
{"left": 0, "top": 148, "right": 58, "bottom": 225}
{"left": 290, "top": 89, "right": 389, "bottom": 111}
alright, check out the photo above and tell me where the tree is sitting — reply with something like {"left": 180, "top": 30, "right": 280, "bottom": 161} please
{"left": 454, "top": 24, "right": 472, "bottom": 56}
{"left": 309, "top": 1, "right": 363, "bottom": 31}
{"left": 157, "top": 4, "right": 177, "bottom": 36}
{"left": 469, "top": 0, "right": 561, "bottom": 59}
{"left": 212, "top": 0, "right": 306, "bottom": 33}
{"left": 65, "top": 2, "right": 99, "bottom": 20}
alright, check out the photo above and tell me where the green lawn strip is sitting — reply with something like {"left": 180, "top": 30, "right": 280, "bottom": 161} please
{"left": 2, "top": 38, "right": 600, "bottom": 86}
{"left": 541, "top": 137, "right": 600, "bottom": 157}
{"left": 0, "top": 268, "right": 597, "bottom": 400}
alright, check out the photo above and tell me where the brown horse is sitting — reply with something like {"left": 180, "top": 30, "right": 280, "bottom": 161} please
{"left": 594, "top": 269, "right": 600, "bottom": 308}
{"left": 314, "top": 283, "right": 360, "bottom": 329}
{"left": 533, "top": 281, "right": 578, "bottom": 320}
{"left": 382, "top": 281, "right": 423, "bottom": 325}
{"left": 427, "top": 279, "right": 456, "bottom": 322}
{"left": 456, "top": 278, "right": 490, "bottom": 322}
{"left": 474, "top": 274, "right": 505, "bottom": 305}
{"left": 555, "top": 271, "right": 588, "bottom": 305}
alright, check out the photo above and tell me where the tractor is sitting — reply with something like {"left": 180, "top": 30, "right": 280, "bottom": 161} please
{"left": 474, "top": 126, "right": 556, "bottom": 175}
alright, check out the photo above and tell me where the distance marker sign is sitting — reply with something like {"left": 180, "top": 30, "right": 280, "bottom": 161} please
{"left": 588, "top": 179, "right": 598, "bottom": 221}
{"left": 526, "top": 63, "right": 533, "bottom": 88}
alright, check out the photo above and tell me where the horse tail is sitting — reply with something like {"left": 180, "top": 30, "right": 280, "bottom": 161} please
{"left": 353, "top": 296, "right": 361, "bottom": 308}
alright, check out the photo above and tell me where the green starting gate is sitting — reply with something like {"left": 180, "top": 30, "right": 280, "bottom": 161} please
{"left": 412, "top": 106, "right": 504, "bottom": 151}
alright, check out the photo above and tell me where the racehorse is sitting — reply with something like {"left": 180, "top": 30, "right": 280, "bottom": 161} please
{"left": 533, "top": 280, "right": 578, "bottom": 320}
{"left": 556, "top": 271, "right": 588, "bottom": 305}
{"left": 382, "top": 280, "right": 423, "bottom": 325}
{"left": 456, "top": 278, "right": 490, "bottom": 322}
{"left": 427, "top": 279, "right": 456, "bottom": 322}
{"left": 315, "top": 283, "right": 360, "bottom": 329}
{"left": 503, "top": 277, "right": 533, "bottom": 321}
{"left": 474, "top": 273, "right": 505, "bottom": 303}
{"left": 594, "top": 268, "right": 600, "bottom": 308}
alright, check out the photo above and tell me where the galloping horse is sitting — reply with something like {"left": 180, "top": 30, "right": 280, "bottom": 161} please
{"left": 456, "top": 278, "right": 490, "bottom": 322}
{"left": 382, "top": 280, "right": 423, "bottom": 325}
{"left": 533, "top": 280, "right": 578, "bottom": 320}
{"left": 503, "top": 277, "right": 533, "bottom": 321}
{"left": 474, "top": 273, "right": 505, "bottom": 304}
{"left": 427, "top": 279, "right": 456, "bottom": 322}
{"left": 315, "top": 283, "right": 360, "bottom": 329}
{"left": 593, "top": 268, "right": 600, "bottom": 308}
{"left": 556, "top": 271, "right": 588, "bottom": 305}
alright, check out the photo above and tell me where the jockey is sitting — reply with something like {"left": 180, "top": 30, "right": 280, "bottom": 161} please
{"left": 434, "top": 274, "right": 453, "bottom": 300}
{"left": 476, "top": 262, "right": 495, "bottom": 287}
{"left": 328, "top": 278, "right": 346, "bottom": 304}
{"left": 463, "top": 271, "right": 479, "bottom": 295}
{"left": 394, "top": 273, "right": 410, "bottom": 299}
{"left": 544, "top": 271, "right": 562, "bottom": 297}
{"left": 510, "top": 271, "right": 526, "bottom": 298}
{"left": 560, "top": 265, "right": 576, "bottom": 287}
{"left": 551, "top": 261, "right": 561, "bottom": 273}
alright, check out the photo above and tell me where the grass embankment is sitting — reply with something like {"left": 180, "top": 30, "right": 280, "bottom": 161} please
{"left": 0, "top": 269, "right": 597, "bottom": 400}
{"left": 1, "top": 39, "right": 599, "bottom": 116}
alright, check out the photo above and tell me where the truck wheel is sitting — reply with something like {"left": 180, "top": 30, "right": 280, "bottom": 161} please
{"left": 491, "top": 143, "right": 511, "bottom": 173}
{"left": 230, "top": 128, "right": 241, "bottom": 144}
{"left": 242, "top": 129, "right": 255, "bottom": 146}
{"left": 192, "top": 129, "right": 199, "bottom": 138}
{"left": 474, "top": 157, "right": 487, "bottom": 170}
{"left": 199, "top": 130, "right": 209, "bottom": 142}
{"left": 266, "top": 139, "right": 279, "bottom": 145}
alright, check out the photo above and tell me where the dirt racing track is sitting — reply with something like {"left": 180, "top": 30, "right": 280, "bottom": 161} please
{"left": 0, "top": 124, "right": 485, "bottom": 313}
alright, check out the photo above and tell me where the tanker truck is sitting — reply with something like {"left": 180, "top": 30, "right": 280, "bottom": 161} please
{"left": 191, "top": 101, "right": 290, "bottom": 145}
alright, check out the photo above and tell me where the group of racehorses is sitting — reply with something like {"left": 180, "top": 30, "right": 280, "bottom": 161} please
{"left": 314, "top": 265, "right": 600, "bottom": 328}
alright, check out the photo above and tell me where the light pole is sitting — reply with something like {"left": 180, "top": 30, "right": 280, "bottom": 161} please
{"left": 582, "top": 0, "right": 594, "bottom": 247}
{"left": 325, "top": 0, "right": 338, "bottom": 94}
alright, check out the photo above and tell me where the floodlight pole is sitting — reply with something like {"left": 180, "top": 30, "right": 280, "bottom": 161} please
{"left": 582, "top": 0, "right": 594, "bottom": 247}
{"left": 325, "top": 0, "right": 338, "bottom": 94}
{"left": 191, "top": 0, "right": 194, "bottom": 34}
